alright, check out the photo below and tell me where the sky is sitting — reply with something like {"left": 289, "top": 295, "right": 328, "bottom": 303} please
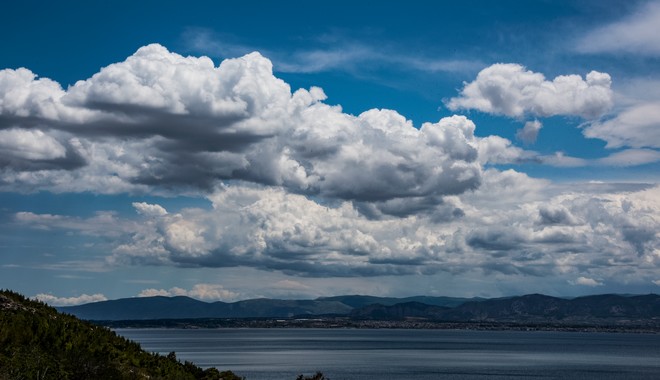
{"left": 1, "top": 0, "right": 659, "bottom": 306}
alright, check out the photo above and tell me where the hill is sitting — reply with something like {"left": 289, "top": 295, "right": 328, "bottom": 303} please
{"left": 442, "top": 293, "right": 660, "bottom": 323}
{"left": 0, "top": 290, "right": 243, "bottom": 380}
{"left": 350, "top": 293, "right": 660, "bottom": 326}
{"left": 318, "top": 295, "right": 479, "bottom": 309}
{"left": 58, "top": 296, "right": 353, "bottom": 320}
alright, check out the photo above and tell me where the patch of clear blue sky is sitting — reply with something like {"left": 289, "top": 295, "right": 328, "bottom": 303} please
{"left": 1, "top": 0, "right": 630, "bottom": 87}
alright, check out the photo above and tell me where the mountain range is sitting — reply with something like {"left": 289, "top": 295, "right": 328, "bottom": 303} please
{"left": 58, "top": 293, "right": 660, "bottom": 326}
{"left": 57, "top": 295, "right": 475, "bottom": 320}
{"left": 349, "top": 294, "right": 660, "bottom": 324}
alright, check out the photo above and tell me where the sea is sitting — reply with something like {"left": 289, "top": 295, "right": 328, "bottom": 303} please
{"left": 115, "top": 328, "right": 660, "bottom": 380}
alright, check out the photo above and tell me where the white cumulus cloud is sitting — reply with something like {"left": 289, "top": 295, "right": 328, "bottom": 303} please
{"left": 0, "top": 68, "right": 66, "bottom": 119}
{"left": 101, "top": 178, "right": 660, "bottom": 283}
{"left": 569, "top": 277, "right": 604, "bottom": 287}
{"left": 34, "top": 293, "right": 107, "bottom": 306}
{"left": 516, "top": 120, "right": 543, "bottom": 144}
{"left": 133, "top": 202, "right": 168, "bottom": 217}
{"left": 138, "top": 284, "right": 239, "bottom": 301}
{"left": 446, "top": 63, "right": 613, "bottom": 119}
{"left": 0, "top": 44, "right": 482, "bottom": 213}
{"left": 14, "top": 171, "right": 659, "bottom": 286}
{"left": 3, "top": 44, "right": 659, "bottom": 291}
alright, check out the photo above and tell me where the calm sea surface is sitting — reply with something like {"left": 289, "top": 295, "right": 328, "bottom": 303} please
{"left": 115, "top": 328, "right": 660, "bottom": 380}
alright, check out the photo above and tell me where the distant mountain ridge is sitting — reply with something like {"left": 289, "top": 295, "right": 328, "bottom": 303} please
{"left": 58, "top": 296, "right": 353, "bottom": 320}
{"left": 460, "top": 293, "right": 660, "bottom": 322}
{"left": 351, "top": 294, "right": 660, "bottom": 324}
{"left": 318, "top": 295, "right": 480, "bottom": 308}
{"left": 57, "top": 293, "right": 660, "bottom": 325}
{"left": 57, "top": 295, "right": 480, "bottom": 320}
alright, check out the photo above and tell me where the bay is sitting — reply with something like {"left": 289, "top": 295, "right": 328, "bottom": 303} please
{"left": 115, "top": 328, "right": 660, "bottom": 380}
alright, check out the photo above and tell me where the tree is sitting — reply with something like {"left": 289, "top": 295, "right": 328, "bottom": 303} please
{"left": 0, "top": 289, "right": 244, "bottom": 380}
{"left": 296, "top": 372, "right": 329, "bottom": 380}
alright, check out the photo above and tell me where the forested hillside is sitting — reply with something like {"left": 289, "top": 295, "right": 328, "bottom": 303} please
{"left": 0, "top": 290, "right": 243, "bottom": 380}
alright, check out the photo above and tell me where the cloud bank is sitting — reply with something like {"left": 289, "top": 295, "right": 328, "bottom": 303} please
{"left": 18, "top": 175, "right": 658, "bottom": 286}
{"left": 2, "top": 45, "right": 648, "bottom": 204}
{"left": 3, "top": 44, "right": 659, "bottom": 292}
{"left": 0, "top": 44, "right": 486, "bottom": 216}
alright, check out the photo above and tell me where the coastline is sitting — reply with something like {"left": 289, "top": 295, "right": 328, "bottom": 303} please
{"left": 99, "top": 317, "right": 660, "bottom": 334}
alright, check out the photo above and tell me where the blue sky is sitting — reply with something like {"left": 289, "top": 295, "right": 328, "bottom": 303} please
{"left": 1, "top": 0, "right": 659, "bottom": 305}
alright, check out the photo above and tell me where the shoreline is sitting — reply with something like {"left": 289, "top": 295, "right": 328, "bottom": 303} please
{"left": 99, "top": 317, "right": 660, "bottom": 334}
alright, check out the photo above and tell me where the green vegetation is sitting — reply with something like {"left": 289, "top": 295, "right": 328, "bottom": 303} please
{"left": 296, "top": 372, "right": 329, "bottom": 380}
{"left": 0, "top": 290, "right": 243, "bottom": 380}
